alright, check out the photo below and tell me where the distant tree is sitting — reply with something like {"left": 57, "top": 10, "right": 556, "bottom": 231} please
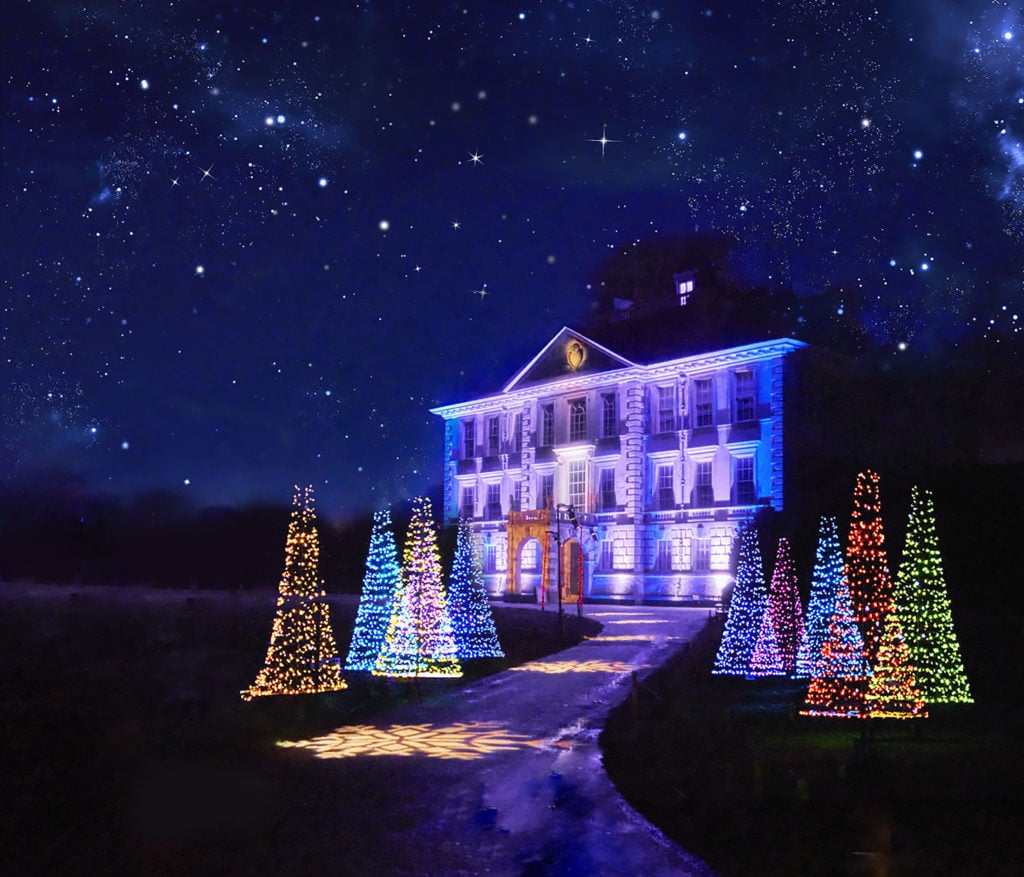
{"left": 713, "top": 525, "right": 768, "bottom": 676}
{"left": 446, "top": 517, "right": 504, "bottom": 660}
{"left": 375, "top": 497, "right": 462, "bottom": 678}
{"left": 345, "top": 509, "right": 401, "bottom": 671}
{"left": 242, "top": 486, "right": 347, "bottom": 700}
{"left": 846, "top": 470, "right": 893, "bottom": 667}
{"left": 893, "top": 487, "right": 972, "bottom": 703}
{"left": 795, "top": 517, "right": 844, "bottom": 678}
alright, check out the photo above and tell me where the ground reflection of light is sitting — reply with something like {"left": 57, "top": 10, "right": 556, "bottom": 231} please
{"left": 510, "top": 659, "right": 645, "bottom": 674}
{"left": 583, "top": 634, "right": 656, "bottom": 643}
{"left": 278, "top": 721, "right": 542, "bottom": 761}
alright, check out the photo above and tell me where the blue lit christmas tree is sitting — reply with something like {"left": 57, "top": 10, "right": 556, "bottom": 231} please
{"left": 893, "top": 487, "right": 972, "bottom": 704}
{"left": 345, "top": 509, "right": 402, "bottom": 671}
{"left": 713, "top": 525, "right": 768, "bottom": 676}
{"left": 447, "top": 517, "right": 504, "bottom": 660}
{"left": 375, "top": 497, "right": 462, "bottom": 678}
{"left": 794, "top": 517, "right": 844, "bottom": 679}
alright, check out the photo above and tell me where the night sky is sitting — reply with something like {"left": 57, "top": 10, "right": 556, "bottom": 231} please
{"left": 5, "top": 1, "right": 1024, "bottom": 517}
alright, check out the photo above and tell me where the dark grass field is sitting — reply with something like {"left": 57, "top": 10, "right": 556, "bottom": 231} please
{"left": 600, "top": 609, "right": 1024, "bottom": 876}
{"left": 0, "top": 584, "right": 599, "bottom": 876}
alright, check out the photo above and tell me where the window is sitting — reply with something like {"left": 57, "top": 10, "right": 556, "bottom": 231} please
{"left": 569, "top": 398, "right": 587, "bottom": 442}
{"left": 695, "top": 461, "right": 714, "bottom": 507}
{"left": 601, "top": 392, "right": 617, "bottom": 438}
{"left": 599, "top": 468, "right": 617, "bottom": 511}
{"left": 656, "top": 464, "right": 674, "bottom": 510}
{"left": 486, "top": 416, "right": 500, "bottom": 456}
{"left": 462, "top": 420, "right": 476, "bottom": 458}
{"left": 461, "top": 485, "right": 476, "bottom": 518}
{"left": 512, "top": 480, "right": 523, "bottom": 512}
{"left": 678, "top": 277, "right": 694, "bottom": 305}
{"left": 485, "top": 483, "right": 502, "bottom": 520}
{"left": 736, "top": 457, "right": 756, "bottom": 505}
{"left": 693, "top": 536, "right": 711, "bottom": 571}
{"left": 520, "top": 540, "right": 540, "bottom": 571}
{"left": 483, "top": 543, "right": 497, "bottom": 573}
{"left": 735, "top": 370, "right": 755, "bottom": 422}
{"left": 694, "top": 379, "right": 713, "bottom": 428}
{"left": 599, "top": 540, "right": 614, "bottom": 570}
{"left": 568, "top": 460, "right": 586, "bottom": 510}
{"left": 538, "top": 474, "right": 554, "bottom": 510}
{"left": 657, "top": 385, "right": 675, "bottom": 433}
{"left": 511, "top": 413, "right": 522, "bottom": 453}
{"left": 654, "top": 539, "right": 672, "bottom": 571}
{"left": 541, "top": 403, "right": 554, "bottom": 447}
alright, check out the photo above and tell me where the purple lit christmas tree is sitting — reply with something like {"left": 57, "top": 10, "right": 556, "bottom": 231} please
{"left": 749, "top": 605, "right": 786, "bottom": 676}
{"left": 795, "top": 517, "right": 844, "bottom": 679}
{"left": 713, "top": 525, "right": 768, "bottom": 676}
{"left": 767, "top": 537, "right": 804, "bottom": 674}
{"left": 447, "top": 517, "right": 504, "bottom": 659}
{"left": 374, "top": 497, "right": 462, "bottom": 678}
{"left": 345, "top": 509, "right": 401, "bottom": 671}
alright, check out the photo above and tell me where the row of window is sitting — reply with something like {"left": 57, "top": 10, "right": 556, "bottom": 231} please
{"left": 459, "top": 456, "right": 756, "bottom": 519}
{"left": 460, "top": 371, "right": 756, "bottom": 460}
{"left": 478, "top": 536, "right": 714, "bottom": 574}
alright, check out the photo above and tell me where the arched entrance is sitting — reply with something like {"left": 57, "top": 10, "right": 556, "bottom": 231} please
{"left": 506, "top": 510, "right": 552, "bottom": 603}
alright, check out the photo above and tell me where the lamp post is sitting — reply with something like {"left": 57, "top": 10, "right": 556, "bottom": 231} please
{"left": 550, "top": 503, "right": 580, "bottom": 631}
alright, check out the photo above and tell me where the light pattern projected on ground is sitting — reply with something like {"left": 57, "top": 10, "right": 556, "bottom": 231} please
{"left": 510, "top": 659, "right": 646, "bottom": 674}
{"left": 583, "top": 635, "right": 656, "bottom": 643}
{"left": 278, "top": 721, "right": 542, "bottom": 761}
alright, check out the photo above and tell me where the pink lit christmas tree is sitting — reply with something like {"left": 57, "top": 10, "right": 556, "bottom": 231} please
{"left": 795, "top": 517, "right": 844, "bottom": 679}
{"left": 749, "top": 604, "right": 786, "bottom": 676}
{"left": 713, "top": 525, "right": 768, "bottom": 676}
{"left": 374, "top": 497, "right": 462, "bottom": 678}
{"left": 768, "top": 537, "right": 804, "bottom": 674}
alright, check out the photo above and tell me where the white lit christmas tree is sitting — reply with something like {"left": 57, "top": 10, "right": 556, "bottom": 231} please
{"left": 374, "top": 496, "right": 462, "bottom": 678}
{"left": 345, "top": 509, "right": 402, "bottom": 671}
{"left": 447, "top": 517, "right": 504, "bottom": 660}
{"left": 713, "top": 525, "right": 768, "bottom": 676}
{"left": 242, "top": 486, "right": 347, "bottom": 700}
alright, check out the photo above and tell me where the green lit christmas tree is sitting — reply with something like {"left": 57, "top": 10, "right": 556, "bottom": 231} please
{"left": 893, "top": 486, "right": 972, "bottom": 704}
{"left": 345, "top": 509, "right": 402, "bottom": 671}
{"left": 375, "top": 497, "right": 462, "bottom": 678}
{"left": 242, "top": 486, "right": 347, "bottom": 700}
{"left": 447, "top": 517, "right": 504, "bottom": 659}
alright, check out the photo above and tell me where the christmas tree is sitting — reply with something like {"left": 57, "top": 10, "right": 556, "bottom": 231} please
{"left": 375, "top": 497, "right": 462, "bottom": 678}
{"left": 345, "top": 509, "right": 402, "bottom": 671}
{"left": 795, "top": 517, "right": 844, "bottom": 679}
{"left": 712, "top": 525, "right": 768, "bottom": 676}
{"left": 865, "top": 607, "right": 928, "bottom": 719}
{"left": 242, "top": 486, "right": 347, "bottom": 700}
{"left": 766, "top": 537, "right": 804, "bottom": 674}
{"left": 800, "top": 573, "right": 872, "bottom": 718}
{"left": 846, "top": 470, "right": 893, "bottom": 667}
{"left": 447, "top": 517, "right": 504, "bottom": 659}
{"left": 893, "top": 487, "right": 972, "bottom": 703}
{"left": 749, "top": 605, "right": 786, "bottom": 676}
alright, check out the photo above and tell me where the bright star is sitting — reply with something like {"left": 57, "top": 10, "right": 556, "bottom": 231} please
{"left": 473, "top": 284, "right": 488, "bottom": 300}
{"left": 467, "top": 151, "right": 484, "bottom": 165}
{"left": 587, "top": 124, "right": 619, "bottom": 158}
{"left": 452, "top": 220, "right": 461, "bottom": 229}
{"left": 199, "top": 164, "right": 215, "bottom": 182}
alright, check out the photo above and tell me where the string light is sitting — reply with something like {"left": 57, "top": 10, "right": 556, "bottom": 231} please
{"left": 447, "top": 517, "right": 504, "bottom": 660}
{"left": 241, "top": 486, "right": 347, "bottom": 700}
{"left": 712, "top": 525, "right": 768, "bottom": 676}
{"left": 864, "top": 607, "right": 928, "bottom": 719}
{"left": 761, "top": 537, "right": 804, "bottom": 675}
{"left": 846, "top": 470, "right": 893, "bottom": 667}
{"left": 794, "top": 516, "right": 845, "bottom": 679}
{"left": 345, "top": 509, "right": 402, "bottom": 671}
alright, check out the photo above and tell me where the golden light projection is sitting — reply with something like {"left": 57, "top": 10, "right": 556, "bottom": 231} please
{"left": 277, "top": 721, "right": 541, "bottom": 761}
{"left": 565, "top": 338, "right": 587, "bottom": 370}
{"left": 509, "top": 659, "right": 646, "bottom": 674}
{"left": 583, "top": 635, "right": 657, "bottom": 643}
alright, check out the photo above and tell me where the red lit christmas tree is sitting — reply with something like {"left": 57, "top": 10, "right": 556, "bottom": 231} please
{"left": 447, "top": 517, "right": 504, "bottom": 660}
{"left": 713, "top": 525, "right": 768, "bottom": 676}
{"left": 769, "top": 537, "right": 804, "bottom": 674}
{"left": 242, "top": 486, "right": 347, "bottom": 700}
{"left": 345, "top": 509, "right": 401, "bottom": 671}
{"left": 846, "top": 470, "right": 893, "bottom": 667}
{"left": 795, "top": 516, "right": 844, "bottom": 679}
{"left": 864, "top": 607, "right": 927, "bottom": 719}
{"left": 893, "top": 487, "right": 972, "bottom": 704}
{"left": 375, "top": 497, "right": 462, "bottom": 678}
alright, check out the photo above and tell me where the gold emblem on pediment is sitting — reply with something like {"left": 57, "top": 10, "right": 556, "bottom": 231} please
{"left": 565, "top": 339, "right": 587, "bottom": 371}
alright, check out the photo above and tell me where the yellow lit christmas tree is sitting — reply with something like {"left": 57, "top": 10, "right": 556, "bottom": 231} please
{"left": 864, "top": 606, "right": 927, "bottom": 719}
{"left": 241, "top": 486, "right": 347, "bottom": 700}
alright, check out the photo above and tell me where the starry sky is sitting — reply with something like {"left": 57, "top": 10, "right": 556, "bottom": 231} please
{"left": 4, "top": 1, "right": 1024, "bottom": 516}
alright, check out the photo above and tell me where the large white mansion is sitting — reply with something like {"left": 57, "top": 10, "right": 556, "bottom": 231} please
{"left": 431, "top": 324, "right": 806, "bottom": 604}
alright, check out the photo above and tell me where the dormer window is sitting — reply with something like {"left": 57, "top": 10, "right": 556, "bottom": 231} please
{"left": 674, "top": 270, "right": 697, "bottom": 306}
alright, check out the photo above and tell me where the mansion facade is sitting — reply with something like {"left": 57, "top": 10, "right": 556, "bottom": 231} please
{"left": 430, "top": 327, "right": 806, "bottom": 604}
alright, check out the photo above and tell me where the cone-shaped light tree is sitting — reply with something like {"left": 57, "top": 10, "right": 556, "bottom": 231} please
{"left": 713, "top": 525, "right": 768, "bottom": 676}
{"left": 447, "top": 517, "right": 504, "bottom": 659}
{"left": 766, "top": 537, "right": 804, "bottom": 674}
{"left": 375, "top": 497, "right": 462, "bottom": 678}
{"left": 242, "top": 486, "right": 347, "bottom": 700}
{"left": 749, "top": 605, "right": 786, "bottom": 676}
{"left": 893, "top": 487, "right": 972, "bottom": 703}
{"left": 345, "top": 509, "right": 402, "bottom": 671}
{"left": 846, "top": 470, "right": 893, "bottom": 667}
{"left": 864, "top": 607, "right": 928, "bottom": 719}
{"left": 800, "top": 573, "right": 872, "bottom": 718}
{"left": 795, "top": 517, "right": 844, "bottom": 679}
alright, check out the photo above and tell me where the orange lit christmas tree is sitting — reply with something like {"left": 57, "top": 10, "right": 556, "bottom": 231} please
{"left": 242, "top": 486, "right": 347, "bottom": 700}
{"left": 893, "top": 487, "right": 972, "bottom": 704}
{"left": 846, "top": 470, "right": 893, "bottom": 667}
{"left": 375, "top": 497, "right": 462, "bottom": 678}
{"left": 864, "top": 607, "right": 927, "bottom": 719}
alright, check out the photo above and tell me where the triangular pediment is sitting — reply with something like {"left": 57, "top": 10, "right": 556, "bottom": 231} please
{"left": 503, "top": 328, "right": 636, "bottom": 393}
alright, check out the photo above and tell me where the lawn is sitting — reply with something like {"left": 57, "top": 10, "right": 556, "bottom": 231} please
{"left": 600, "top": 609, "right": 1024, "bottom": 876}
{"left": 0, "top": 583, "right": 599, "bottom": 875}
